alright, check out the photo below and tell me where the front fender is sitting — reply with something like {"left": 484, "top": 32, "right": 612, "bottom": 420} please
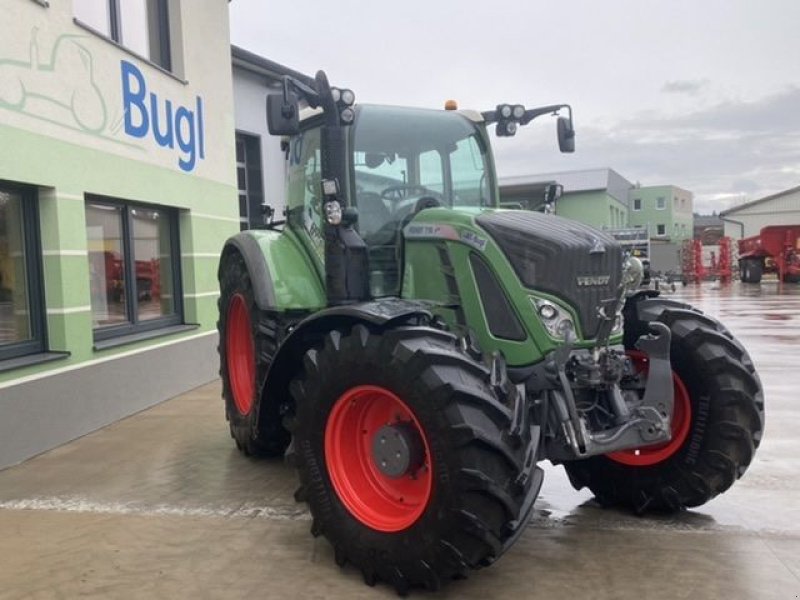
{"left": 262, "top": 298, "right": 435, "bottom": 417}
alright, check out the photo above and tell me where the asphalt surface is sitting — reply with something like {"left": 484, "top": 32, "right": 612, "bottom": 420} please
{"left": 0, "top": 281, "right": 798, "bottom": 599}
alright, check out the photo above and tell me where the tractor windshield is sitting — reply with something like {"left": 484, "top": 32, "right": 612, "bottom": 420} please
{"left": 351, "top": 105, "right": 496, "bottom": 240}
{"left": 350, "top": 104, "right": 496, "bottom": 297}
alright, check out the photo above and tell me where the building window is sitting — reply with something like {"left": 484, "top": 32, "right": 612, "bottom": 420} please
{"left": 0, "top": 182, "right": 45, "bottom": 362}
{"left": 74, "top": 0, "right": 172, "bottom": 70}
{"left": 656, "top": 196, "right": 666, "bottom": 210}
{"left": 656, "top": 224, "right": 666, "bottom": 236}
{"left": 633, "top": 198, "right": 641, "bottom": 211}
{"left": 86, "top": 197, "right": 181, "bottom": 341}
{"left": 235, "top": 132, "right": 265, "bottom": 230}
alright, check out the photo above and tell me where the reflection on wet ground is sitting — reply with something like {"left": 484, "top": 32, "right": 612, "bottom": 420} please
{"left": 0, "top": 280, "right": 798, "bottom": 598}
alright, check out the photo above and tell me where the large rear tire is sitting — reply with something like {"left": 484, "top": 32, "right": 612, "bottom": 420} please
{"left": 563, "top": 298, "right": 764, "bottom": 513}
{"left": 289, "top": 324, "right": 542, "bottom": 594}
{"left": 218, "top": 251, "right": 290, "bottom": 457}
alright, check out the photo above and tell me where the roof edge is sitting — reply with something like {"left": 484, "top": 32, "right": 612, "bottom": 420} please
{"left": 720, "top": 183, "right": 800, "bottom": 216}
{"left": 231, "top": 45, "right": 314, "bottom": 87}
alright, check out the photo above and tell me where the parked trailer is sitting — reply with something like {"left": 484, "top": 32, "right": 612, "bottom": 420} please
{"left": 738, "top": 225, "right": 800, "bottom": 284}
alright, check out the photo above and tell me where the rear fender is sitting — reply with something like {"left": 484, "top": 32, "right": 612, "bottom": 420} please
{"left": 219, "top": 230, "right": 325, "bottom": 311}
{"left": 219, "top": 233, "right": 277, "bottom": 309}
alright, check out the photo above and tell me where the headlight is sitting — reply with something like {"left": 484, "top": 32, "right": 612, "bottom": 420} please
{"left": 537, "top": 301, "right": 558, "bottom": 321}
{"left": 324, "top": 200, "right": 342, "bottom": 225}
{"left": 340, "top": 89, "right": 355, "bottom": 105}
{"left": 533, "top": 299, "right": 576, "bottom": 340}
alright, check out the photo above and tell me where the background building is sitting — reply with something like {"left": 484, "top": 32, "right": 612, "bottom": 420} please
{"left": 694, "top": 213, "right": 725, "bottom": 245}
{"left": 0, "top": 0, "right": 237, "bottom": 468}
{"left": 628, "top": 184, "right": 693, "bottom": 243}
{"left": 499, "top": 169, "right": 694, "bottom": 272}
{"left": 721, "top": 185, "right": 800, "bottom": 239}
{"left": 500, "top": 168, "right": 631, "bottom": 230}
{"left": 231, "top": 46, "right": 310, "bottom": 230}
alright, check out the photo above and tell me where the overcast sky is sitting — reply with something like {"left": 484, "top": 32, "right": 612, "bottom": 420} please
{"left": 230, "top": 0, "right": 800, "bottom": 214}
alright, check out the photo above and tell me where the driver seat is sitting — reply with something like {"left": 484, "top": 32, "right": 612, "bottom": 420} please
{"left": 356, "top": 191, "right": 392, "bottom": 239}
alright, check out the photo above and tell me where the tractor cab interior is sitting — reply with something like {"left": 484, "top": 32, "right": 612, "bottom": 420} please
{"left": 351, "top": 105, "right": 494, "bottom": 295}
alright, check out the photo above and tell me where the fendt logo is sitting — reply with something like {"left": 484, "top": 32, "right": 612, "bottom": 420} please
{"left": 576, "top": 275, "right": 611, "bottom": 287}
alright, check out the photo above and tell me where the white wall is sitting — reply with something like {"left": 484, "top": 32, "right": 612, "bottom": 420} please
{"left": 723, "top": 189, "right": 800, "bottom": 239}
{"left": 232, "top": 67, "right": 287, "bottom": 216}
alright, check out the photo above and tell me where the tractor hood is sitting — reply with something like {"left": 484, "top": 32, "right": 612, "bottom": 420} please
{"left": 476, "top": 211, "right": 623, "bottom": 339}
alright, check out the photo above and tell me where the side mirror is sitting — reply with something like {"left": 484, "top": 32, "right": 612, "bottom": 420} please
{"left": 267, "top": 92, "right": 300, "bottom": 136}
{"left": 557, "top": 116, "right": 575, "bottom": 153}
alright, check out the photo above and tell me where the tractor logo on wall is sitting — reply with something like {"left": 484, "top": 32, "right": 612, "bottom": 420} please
{"left": 0, "top": 28, "right": 109, "bottom": 134}
{"left": 0, "top": 28, "right": 205, "bottom": 172}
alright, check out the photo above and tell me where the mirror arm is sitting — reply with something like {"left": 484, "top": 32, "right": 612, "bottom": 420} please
{"left": 281, "top": 75, "right": 321, "bottom": 109}
{"left": 482, "top": 104, "right": 573, "bottom": 126}
{"left": 481, "top": 110, "right": 499, "bottom": 124}
{"left": 520, "top": 104, "right": 571, "bottom": 126}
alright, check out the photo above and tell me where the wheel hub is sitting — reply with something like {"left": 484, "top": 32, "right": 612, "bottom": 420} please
{"left": 324, "top": 385, "right": 433, "bottom": 532}
{"left": 372, "top": 423, "right": 424, "bottom": 478}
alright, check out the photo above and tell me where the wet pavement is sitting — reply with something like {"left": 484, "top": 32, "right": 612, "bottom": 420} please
{"left": 0, "top": 281, "right": 799, "bottom": 599}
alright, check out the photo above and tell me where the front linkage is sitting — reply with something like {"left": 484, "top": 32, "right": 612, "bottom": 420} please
{"left": 518, "top": 257, "right": 677, "bottom": 463}
{"left": 543, "top": 320, "right": 674, "bottom": 461}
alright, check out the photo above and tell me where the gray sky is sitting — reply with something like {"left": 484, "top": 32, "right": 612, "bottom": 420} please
{"left": 230, "top": 0, "right": 800, "bottom": 214}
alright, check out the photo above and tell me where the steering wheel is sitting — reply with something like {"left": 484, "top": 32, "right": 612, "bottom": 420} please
{"left": 381, "top": 184, "right": 438, "bottom": 202}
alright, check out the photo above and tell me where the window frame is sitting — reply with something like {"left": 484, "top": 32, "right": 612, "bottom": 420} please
{"left": 86, "top": 195, "right": 183, "bottom": 343}
{"left": 0, "top": 181, "right": 47, "bottom": 362}
{"left": 656, "top": 196, "right": 666, "bottom": 210}
{"left": 235, "top": 131, "right": 265, "bottom": 230}
{"left": 632, "top": 198, "right": 641, "bottom": 211}
{"left": 74, "top": 0, "right": 172, "bottom": 72}
{"left": 656, "top": 223, "right": 666, "bottom": 236}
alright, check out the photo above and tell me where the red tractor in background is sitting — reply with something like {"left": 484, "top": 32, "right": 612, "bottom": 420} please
{"left": 738, "top": 225, "right": 800, "bottom": 284}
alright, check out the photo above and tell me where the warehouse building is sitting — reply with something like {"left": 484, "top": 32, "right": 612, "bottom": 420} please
{"left": 0, "top": 0, "right": 238, "bottom": 468}
{"left": 720, "top": 185, "right": 800, "bottom": 239}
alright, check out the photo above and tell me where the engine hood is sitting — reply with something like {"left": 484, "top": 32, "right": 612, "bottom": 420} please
{"left": 476, "top": 211, "right": 623, "bottom": 339}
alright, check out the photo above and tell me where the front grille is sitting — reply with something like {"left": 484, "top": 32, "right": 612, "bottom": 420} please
{"left": 476, "top": 211, "right": 623, "bottom": 339}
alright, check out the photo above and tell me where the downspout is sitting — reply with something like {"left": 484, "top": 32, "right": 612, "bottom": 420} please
{"left": 720, "top": 215, "right": 745, "bottom": 239}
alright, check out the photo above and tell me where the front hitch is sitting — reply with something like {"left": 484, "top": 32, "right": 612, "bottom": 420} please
{"left": 546, "top": 322, "right": 674, "bottom": 461}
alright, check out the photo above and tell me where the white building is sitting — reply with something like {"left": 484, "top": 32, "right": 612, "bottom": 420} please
{"left": 231, "top": 46, "right": 308, "bottom": 228}
{"left": 721, "top": 185, "right": 800, "bottom": 239}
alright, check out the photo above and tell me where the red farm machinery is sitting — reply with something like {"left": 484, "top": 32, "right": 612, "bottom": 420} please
{"left": 738, "top": 225, "right": 800, "bottom": 284}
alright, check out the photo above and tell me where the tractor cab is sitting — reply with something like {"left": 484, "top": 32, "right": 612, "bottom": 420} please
{"left": 352, "top": 104, "right": 497, "bottom": 296}
{"left": 271, "top": 70, "right": 574, "bottom": 304}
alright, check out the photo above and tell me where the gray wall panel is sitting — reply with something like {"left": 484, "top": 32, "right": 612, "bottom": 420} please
{"left": 0, "top": 334, "right": 218, "bottom": 470}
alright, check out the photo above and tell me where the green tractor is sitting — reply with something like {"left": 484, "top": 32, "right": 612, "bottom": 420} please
{"left": 217, "top": 71, "right": 764, "bottom": 594}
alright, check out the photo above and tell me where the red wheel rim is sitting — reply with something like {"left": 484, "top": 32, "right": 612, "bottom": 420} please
{"left": 607, "top": 351, "right": 692, "bottom": 466}
{"left": 225, "top": 293, "right": 255, "bottom": 416}
{"left": 324, "top": 385, "right": 433, "bottom": 532}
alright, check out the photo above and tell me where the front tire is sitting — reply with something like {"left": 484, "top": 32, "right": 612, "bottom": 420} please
{"left": 218, "top": 251, "right": 290, "bottom": 457}
{"left": 289, "top": 324, "right": 542, "bottom": 594}
{"left": 563, "top": 298, "right": 764, "bottom": 513}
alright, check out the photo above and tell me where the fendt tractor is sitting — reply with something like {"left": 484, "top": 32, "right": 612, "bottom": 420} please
{"left": 217, "top": 71, "right": 764, "bottom": 594}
